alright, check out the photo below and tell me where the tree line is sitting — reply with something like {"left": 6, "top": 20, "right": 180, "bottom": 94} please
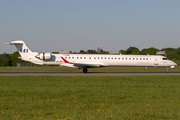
{"left": 0, "top": 46, "right": 180, "bottom": 66}
{"left": 0, "top": 51, "right": 25, "bottom": 67}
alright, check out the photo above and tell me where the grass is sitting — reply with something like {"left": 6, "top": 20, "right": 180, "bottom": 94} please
{"left": 1, "top": 76, "right": 180, "bottom": 119}
{"left": 0, "top": 66, "right": 180, "bottom": 72}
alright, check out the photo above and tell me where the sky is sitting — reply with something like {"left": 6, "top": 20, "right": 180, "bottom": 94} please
{"left": 1, "top": 0, "right": 180, "bottom": 54}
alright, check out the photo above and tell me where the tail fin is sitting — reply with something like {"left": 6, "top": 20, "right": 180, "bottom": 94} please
{"left": 10, "top": 40, "right": 33, "bottom": 57}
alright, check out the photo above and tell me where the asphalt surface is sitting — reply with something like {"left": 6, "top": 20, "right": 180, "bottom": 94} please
{"left": 0, "top": 72, "right": 180, "bottom": 76}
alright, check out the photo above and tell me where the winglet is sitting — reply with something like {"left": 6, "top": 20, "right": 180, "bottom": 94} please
{"left": 61, "top": 57, "right": 70, "bottom": 63}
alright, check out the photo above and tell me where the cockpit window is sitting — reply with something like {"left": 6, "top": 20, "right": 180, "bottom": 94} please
{"left": 163, "top": 58, "right": 170, "bottom": 60}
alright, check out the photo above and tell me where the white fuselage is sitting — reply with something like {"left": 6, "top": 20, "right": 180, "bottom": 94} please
{"left": 23, "top": 53, "right": 177, "bottom": 68}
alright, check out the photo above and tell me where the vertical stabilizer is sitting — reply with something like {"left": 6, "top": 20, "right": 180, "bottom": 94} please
{"left": 10, "top": 40, "right": 33, "bottom": 57}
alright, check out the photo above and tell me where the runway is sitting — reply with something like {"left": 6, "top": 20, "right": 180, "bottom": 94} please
{"left": 0, "top": 72, "right": 180, "bottom": 76}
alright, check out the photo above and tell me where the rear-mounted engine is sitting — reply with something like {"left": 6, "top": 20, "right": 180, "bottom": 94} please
{"left": 36, "top": 53, "right": 52, "bottom": 60}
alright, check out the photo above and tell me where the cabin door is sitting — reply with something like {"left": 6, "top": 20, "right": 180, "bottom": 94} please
{"left": 154, "top": 58, "right": 159, "bottom": 65}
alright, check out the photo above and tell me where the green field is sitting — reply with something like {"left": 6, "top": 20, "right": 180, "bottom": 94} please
{"left": 0, "top": 66, "right": 180, "bottom": 72}
{"left": 1, "top": 76, "right": 180, "bottom": 119}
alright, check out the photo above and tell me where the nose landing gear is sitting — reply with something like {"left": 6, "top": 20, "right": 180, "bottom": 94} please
{"left": 166, "top": 67, "right": 169, "bottom": 73}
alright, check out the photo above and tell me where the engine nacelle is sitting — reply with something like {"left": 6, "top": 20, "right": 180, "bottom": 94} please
{"left": 36, "top": 53, "right": 52, "bottom": 60}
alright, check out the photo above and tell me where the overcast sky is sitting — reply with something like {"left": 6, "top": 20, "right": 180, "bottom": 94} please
{"left": 1, "top": 0, "right": 180, "bottom": 54}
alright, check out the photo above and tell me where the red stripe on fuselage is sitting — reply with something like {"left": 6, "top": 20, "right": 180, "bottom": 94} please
{"left": 61, "top": 57, "right": 70, "bottom": 63}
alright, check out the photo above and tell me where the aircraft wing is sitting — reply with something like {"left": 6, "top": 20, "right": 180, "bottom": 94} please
{"left": 31, "top": 61, "right": 43, "bottom": 65}
{"left": 73, "top": 63, "right": 100, "bottom": 68}
{"left": 61, "top": 57, "right": 100, "bottom": 68}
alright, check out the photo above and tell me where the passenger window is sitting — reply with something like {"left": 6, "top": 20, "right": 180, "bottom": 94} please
{"left": 146, "top": 58, "right": 148, "bottom": 60}
{"left": 77, "top": 57, "right": 78, "bottom": 59}
{"left": 136, "top": 58, "right": 138, "bottom": 60}
{"left": 89, "top": 57, "right": 91, "bottom": 59}
{"left": 84, "top": 57, "right": 86, "bottom": 59}
{"left": 129, "top": 58, "right": 131, "bottom": 60}
{"left": 101, "top": 57, "right": 103, "bottom": 59}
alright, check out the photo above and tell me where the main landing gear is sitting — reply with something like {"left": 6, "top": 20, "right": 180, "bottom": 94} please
{"left": 83, "top": 68, "right": 88, "bottom": 73}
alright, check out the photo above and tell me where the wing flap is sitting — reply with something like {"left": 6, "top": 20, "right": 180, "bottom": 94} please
{"left": 60, "top": 63, "right": 76, "bottom": 68}
{"left": 61, "top": 56, "right": 101, "bottom": 68}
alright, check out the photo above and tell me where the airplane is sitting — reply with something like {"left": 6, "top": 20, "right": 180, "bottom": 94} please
{"left": 10, "top": 40, "right": 177, "bottom": 73}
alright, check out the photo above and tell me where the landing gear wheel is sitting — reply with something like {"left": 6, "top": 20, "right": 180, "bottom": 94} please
{"left": 83, "top": 68, "right": 88, "bottom": 73}
{"left": 166, "top": 69, "right": 169, "bottom": 73}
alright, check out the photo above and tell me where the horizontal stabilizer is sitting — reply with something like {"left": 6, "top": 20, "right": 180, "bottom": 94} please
{"left": 10, "top": 41, "right": 24, "bottom": 45}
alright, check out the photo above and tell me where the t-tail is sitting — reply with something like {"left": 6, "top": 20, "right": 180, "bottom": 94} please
{"left": 10, "top": 40, "right": 50, "bottom": 65}
{"left": 10, "top": 40, "right": 34, "bottom": 60}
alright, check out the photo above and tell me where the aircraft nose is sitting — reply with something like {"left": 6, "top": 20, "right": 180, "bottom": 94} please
{"left": 169, "top": 61, "right": 177, "bottom": 68}
{"left": 172, "top": 61, "right": 177, "bottom": 66}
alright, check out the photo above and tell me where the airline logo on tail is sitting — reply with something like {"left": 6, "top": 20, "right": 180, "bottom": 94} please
{"left": 20, "top": 49, "right": 29, "bottom": 53}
